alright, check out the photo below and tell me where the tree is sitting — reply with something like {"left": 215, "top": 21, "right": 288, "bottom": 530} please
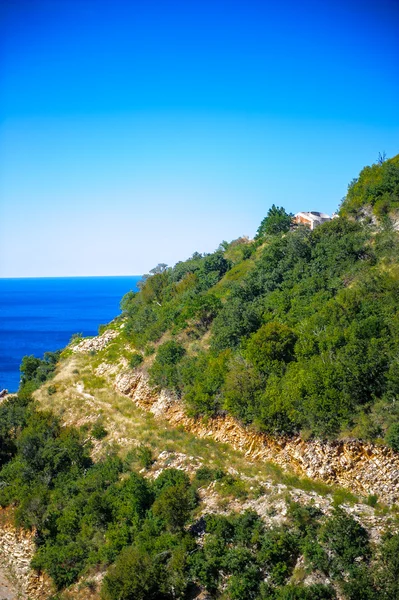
{"left": 385, "top": 423, "right": 399, "bottom": 452}
{"left": 256, "top": 205, "right": 293, "bottom": 238}
{"left": 149, "top": 341, "right": 186, "bottom": 391}
{"left": 152, "top": 483, "right": 193, "bottom": 530}
{"left": 245, "top": 322, "right": 297, "bottom": 376}
{"left": 320, "top": 508, "right": 370, "bottom": 577}
{"left": 377, "top": 151, "right": 387, "bottom": 165}
{"left": 101, "top": 546, "right": 164, "bottom": 600}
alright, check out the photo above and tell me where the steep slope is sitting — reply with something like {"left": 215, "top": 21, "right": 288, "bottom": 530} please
{"left": 9, "top": 329, "right": 395, "bottom": 599}
{"left": 35, "top": 329, "right": 399, "bottom": 504}
{"left": 340, "top": 153, "right": 399, "bottom": 222}
{"left": 2, "top": 155, "right": 399, "bottom": 599}
{"left": 114, "top": 155, "right": 399, "bottom": 448}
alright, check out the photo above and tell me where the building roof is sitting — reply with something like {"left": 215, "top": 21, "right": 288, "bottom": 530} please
{"left": 294, "top": 211, "right": 330, "bottom": 221}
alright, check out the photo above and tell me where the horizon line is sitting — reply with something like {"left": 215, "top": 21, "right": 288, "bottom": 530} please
{"left": 0, "top": 274, "right": 143, "bottom": 280}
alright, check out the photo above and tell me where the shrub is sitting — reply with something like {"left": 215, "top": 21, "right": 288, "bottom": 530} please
{"left": 144, "top": 344, "right": 155, "bottom": 356}
{"left": 137, "top": 444, "right": 153, "bottom": 469}
{"left": 374, "top": 532, "right": 399, "bottom": 599}
{"left": 153, "top": 468, "right": 190, "bottom": 495}
{"left": 193, "top": 466, "right": 217, "bottom": 486}
{"left": 70, "top": 332, "right": 83, "bottom": 342}
{"left": 149, "top": 341, "right": 186, "bottom": 391}
{"left": 129, "top": 352, "right": 144, "bottom": 369}
{"left": 101, "top": 546, "right": 164, "bottom": 600}
{"left": 365, "top": 494, "right": 378, "bottom": 507}
{"left": 385, "top": 423, "right": 399, "bottom": 452}
{"left": 245, "top": 322, "right": 297, "bottom": 376}
{"left": 32, "top": 541, "right": 88, "bottom": 590}
{"left": 320, "top": 508, "right": 370, "bottom": 576}
{"left": 92, "top": 420, "right": 108, "bottom": 440}
{"left": 152, "top": 483, "right": 194, "bottom": 531}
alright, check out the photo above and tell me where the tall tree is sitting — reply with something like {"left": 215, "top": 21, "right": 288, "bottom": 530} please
{"left": 256, "top": 205, "right": 293, "bottom": 238}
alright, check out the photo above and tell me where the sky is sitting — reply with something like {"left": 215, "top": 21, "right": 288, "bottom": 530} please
{"left": 0, "top": 0, "right": 398, "bottom": 277}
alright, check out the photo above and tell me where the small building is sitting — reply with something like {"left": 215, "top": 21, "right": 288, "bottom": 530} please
{"left": 294, "top": 211, "right": 331, "bottom": 230}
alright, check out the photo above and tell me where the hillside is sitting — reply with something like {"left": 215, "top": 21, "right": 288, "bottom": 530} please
{"left": 115, "top": 153, "right": 399, "bottom": 446}
{"left": 340, "top": 154, "right": 399, "bottom": 222}
{"left": 2, "top": 341, "right": 399, "bottom": 600}
{"left": 1, "top": 154, "right": 399, "bottom": 600}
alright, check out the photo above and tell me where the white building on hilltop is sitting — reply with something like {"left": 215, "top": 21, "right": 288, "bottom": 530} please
{"left": 294, "top": 211, "right": 331, "bottom": 230}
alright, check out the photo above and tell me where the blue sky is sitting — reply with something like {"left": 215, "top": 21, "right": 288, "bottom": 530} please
{"left": 1, "top": 0, "right": 398, "bottom": 277}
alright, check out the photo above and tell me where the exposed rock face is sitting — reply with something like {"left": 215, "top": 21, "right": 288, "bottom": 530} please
{"left": 114, "top": 370, "right": 399, "bottom": 504}
{"left": 0, "top": 511, "right": 53, "bottom": 599}
{"left": 72, "top": 330, "right": 118, "bottom": 353}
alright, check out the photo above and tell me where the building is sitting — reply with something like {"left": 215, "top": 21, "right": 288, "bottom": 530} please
{"left": 294, "top": 211, "right": 331, "bottom": 230}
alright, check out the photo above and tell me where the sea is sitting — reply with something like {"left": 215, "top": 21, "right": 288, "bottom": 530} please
{"left": 0, "top": 276, "right": 141, "bottom": 393}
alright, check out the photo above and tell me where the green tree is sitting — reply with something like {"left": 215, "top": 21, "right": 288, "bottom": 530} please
{"left": 152, "top": 483, "right": 194, "bottom": 531}
{"left": 245, "top": 322, "right": 297, "bottom": 376}
{"left": 256, "top": 205, "right": 293, "bottom": 238}
{"left": 149, "top": 340, "right": 186, "bottom": 391}
{"left": 320, "top": 508, "right": 370, "bottom": 577}
{"left": 385, "top": 423, "right": 399, "bottom": 452}
{"left": 101, "top": 545, "right": 165, "bottom": 600}
{"left": 373, "top": 532, "right": 399, "bottom": 599}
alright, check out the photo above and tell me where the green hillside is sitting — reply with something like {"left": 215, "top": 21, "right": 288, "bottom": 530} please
{"left": 119, "top": 154, "right": 399, "bottom": 446}
{"left": 2, "top": 155, "right": 399, "bottom": 600}
{"left": 340, "top": 153, "right": 399, "bottom": 219}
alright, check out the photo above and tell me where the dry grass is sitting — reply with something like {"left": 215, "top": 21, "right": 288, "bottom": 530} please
{"left": 34, "top": 353, "right": 360, "bottom": 504}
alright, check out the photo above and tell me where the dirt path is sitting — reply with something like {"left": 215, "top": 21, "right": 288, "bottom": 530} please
{"left": 0, "top": 567, "right": 17, "bottom": 600}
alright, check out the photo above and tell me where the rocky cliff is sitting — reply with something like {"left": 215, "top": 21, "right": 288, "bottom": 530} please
{"left": 0, "top": 510, "right": 53, "bottom": 599}
{"left": 112, "top": 367, "right": 399, "bottom": 504}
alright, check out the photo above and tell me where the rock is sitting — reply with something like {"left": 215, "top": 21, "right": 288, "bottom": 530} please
{"left": 0, "top": 509, "right": 54, "bottom": 599}
{"left": 111, "top": 368, "right": 399, "bottom": 504}
{"left": 72, "top": 330, "right": 118, "bottom": 354}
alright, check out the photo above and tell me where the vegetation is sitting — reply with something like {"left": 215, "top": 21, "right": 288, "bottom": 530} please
{"left": 3, "top": 155, "right": 399, "bottom": 597}
{"left": 118, "top": 154, "right": 399, "bottom": 443}
{"left": 256, "top": 205, "right": 293, "bottom": 238}
{"left": 19, "top": 350, "right": 61, "bottom": 398}
{"left": 340, "top": 154, "right": 399, "bottom": 219}
{"left": 129, "top": 352, "right": 144, "bottom": 369}
{"left": 1, "top": 392, "right": 399, "bottom": 599}
{"left": 91, "top": 419, "right": 108, "bottom": 440}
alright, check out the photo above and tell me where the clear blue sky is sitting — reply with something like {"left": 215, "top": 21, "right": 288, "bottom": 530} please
{"left": 1, "top": 0, "right": 398, "bottom": 277}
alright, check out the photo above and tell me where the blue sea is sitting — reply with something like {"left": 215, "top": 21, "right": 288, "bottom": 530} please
{"left": 0, "top": 276, "right": 141, "bottom": 393}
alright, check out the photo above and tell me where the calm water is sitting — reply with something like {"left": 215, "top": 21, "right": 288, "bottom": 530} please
{"left": 0, "top": 277, "right": 141, "bottom": 393}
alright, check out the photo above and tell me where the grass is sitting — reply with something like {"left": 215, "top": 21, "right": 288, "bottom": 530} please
{"left": 212, "top": 259, "right": 255, "bottom": 298}
{"left": 81, "top": 373, "right": 107, "bottom": 390}
{"left": 215, "top": 474, "right": 249, "bottom": 500}
{"left": 34, "top": 351, "right": 366, "bottom": 510}
{"left": 331, "top": 488, "right": 359, "bottom": 506}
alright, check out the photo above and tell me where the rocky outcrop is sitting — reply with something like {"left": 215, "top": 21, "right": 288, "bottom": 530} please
{"left": 72, "top": 330, "right": 118, "bottom": 353}
{"left": 0, "top": 511, "right": 53, "bottom": 599}
{"left": 114, "top": 370, "right": 399, "bottom": 504}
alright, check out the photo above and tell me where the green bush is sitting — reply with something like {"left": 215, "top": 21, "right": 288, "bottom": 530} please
{"left": 136, "top": 444, "right": 153, "bottom": 469}
{"left": 144, "top": 344, "right": 155, "bottom": 356}
{"left": 193, "top": 466, "right": 217, "bottom": 486}
{"left": 101, "top": 545, "right": 165, "bottom": 600}
{"left": 365, "top": 494, "right": 379, "bottom": 507}
{"left": 385, "top": 423, "right": 399, "bottom": 452}
{"left": 149, "top": 341, "right": 186, "bottom": 391}
{"left": 320, "top": 508, "right": 371, "bottom": 576}
{"left": 91, "top": 420, "right": 108, "bottom": 440}
{"left": 129, "top": 352, "right": 144, "bottom": 368}
{"left": 152, "top": 483, "right": 194, "bottom": 531}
